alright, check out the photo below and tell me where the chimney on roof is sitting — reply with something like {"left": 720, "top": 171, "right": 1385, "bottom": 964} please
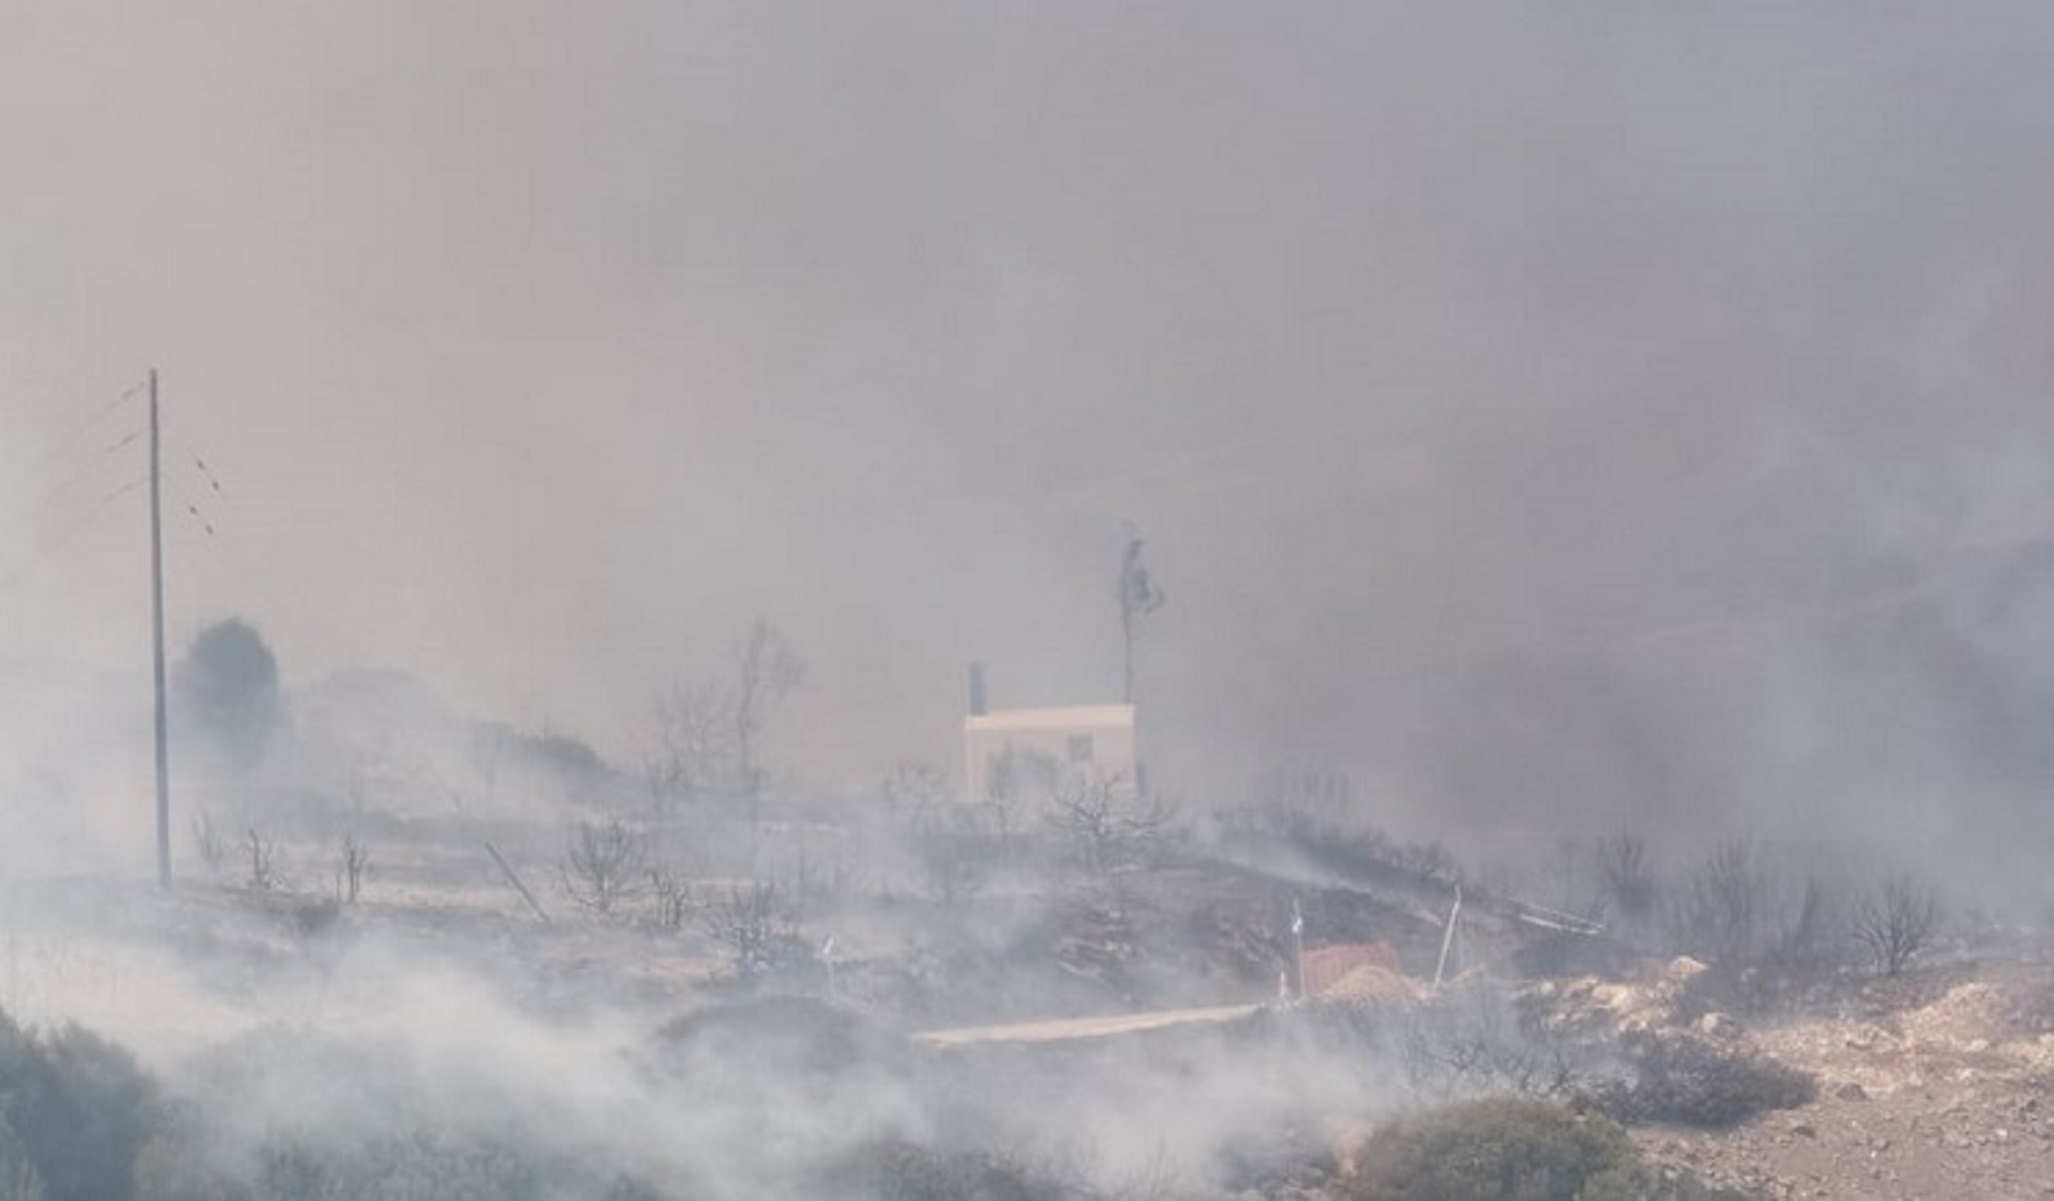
{"left": 968, "top": 663, "right": 988, "bottom": 717}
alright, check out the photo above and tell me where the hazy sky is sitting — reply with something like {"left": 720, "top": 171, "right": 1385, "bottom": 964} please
{"left": 8, "top": 3, "right": 2054, "bottom": 823}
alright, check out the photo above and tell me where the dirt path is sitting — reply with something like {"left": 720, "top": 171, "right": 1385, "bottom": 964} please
{"left": 913, "top": 1002, "right": 1262, "bottom": 1047}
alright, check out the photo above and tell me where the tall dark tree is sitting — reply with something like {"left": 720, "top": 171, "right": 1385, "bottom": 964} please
{"left": 175, "top": 617, "right": 286, "bottom": 774}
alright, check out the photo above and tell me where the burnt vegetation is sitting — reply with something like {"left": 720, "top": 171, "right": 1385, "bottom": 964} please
{"left": 0, "top": 615, "right": 2003, "bottom": 1199}
{"left": 1852, "top": 873, "right": 1941, "bottom": 979}
{"left": 559, "top": 819, "right": 648, "bottom": 915}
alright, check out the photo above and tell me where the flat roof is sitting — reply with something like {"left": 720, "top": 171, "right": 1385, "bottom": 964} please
{"left": 965, "top": 704, "right": 1134, "bottom": 732}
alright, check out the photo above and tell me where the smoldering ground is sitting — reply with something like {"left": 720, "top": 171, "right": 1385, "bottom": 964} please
{"left": 0, "top": 797, "right": 1433, "bottom": 1197}
{"left": 0, "top": 627, "right": 1636, "bottom": 1198}
{"left": 0, "top": 605, "right": 2029, "bottom": 1200}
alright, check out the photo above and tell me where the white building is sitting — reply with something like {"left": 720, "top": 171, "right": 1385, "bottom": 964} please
{"left": 963, "top": 702, "right": 1137, "bottom": 802}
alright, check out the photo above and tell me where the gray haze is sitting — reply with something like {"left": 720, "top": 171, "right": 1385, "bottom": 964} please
{"left": 9, "top": 4, "right": 2054, "bottom": 851}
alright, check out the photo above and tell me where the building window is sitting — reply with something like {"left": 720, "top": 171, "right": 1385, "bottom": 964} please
{"left": 1067, "top": 733, "right": 1094, "bottom": 764}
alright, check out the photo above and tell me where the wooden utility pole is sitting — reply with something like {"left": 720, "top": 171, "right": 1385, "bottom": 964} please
{"left": 149, "top": 368, "right": 171, "bottom": 887}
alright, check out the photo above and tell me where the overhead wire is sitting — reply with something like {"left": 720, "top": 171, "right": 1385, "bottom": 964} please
{"left": 0, "top": 475, "right": 146, "bottom": 593}
{"left": 163, "top": 469, "right": 218, "bottom": 538}
{"left": 4, "top": 390, "right": 150, "bottom": 596}
{"left": 28, "top": 426, "right": 145, "bottom": 514}
{"left": 158, "top": 411, "right": 230, "bottom": 506}
{"left": 4, "top": 380, "right": 223, "bottom": 595}
{"left": 187, "top": 449, "right": 227, "bottom": 503}
{"left": 6, "top": 385, "right": 264, "bottom": 647}
{"left": 28, "top": 380, "right": 146, "bottom": 471}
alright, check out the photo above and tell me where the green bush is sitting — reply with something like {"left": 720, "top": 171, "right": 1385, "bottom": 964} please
{"left": 0, "top": 1011, "right": 159, "bottom": 1201}
{"left": 1343, "top": 1097, "right": 1744, "bottom": 1201}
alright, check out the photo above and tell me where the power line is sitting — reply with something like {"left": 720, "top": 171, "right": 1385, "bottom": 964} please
{"left": 29, "top": 425, "right": 145, "bottom": 514}
{"left": 3, "top": 388, "right": 223, "bottom": 590}
{"left": 162, "top": 469, "right": 217, "bottom": 538}
{"left": 186, "top": 448, "right": 227, "bottom": 503}
{"left": 13, "top": 382, "right": 146, "bottom": 486}
{"left": 158, "top": 412, "right": 229, "bottom": 505}
{"left": 38, "top": 381, "right": 146, "bottom": 463}
{"left": 0, "top": 475, "right": 145, "bottom": 592}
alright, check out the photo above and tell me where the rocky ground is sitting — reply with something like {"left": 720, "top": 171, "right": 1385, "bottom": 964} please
{"left": 1619, "top": 960, "right": 2054, "bottom": 1200}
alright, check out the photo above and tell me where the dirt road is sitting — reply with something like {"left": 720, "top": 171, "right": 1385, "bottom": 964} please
{"left": 913, "top": 1002, "right": 1263, "bottom": 1047}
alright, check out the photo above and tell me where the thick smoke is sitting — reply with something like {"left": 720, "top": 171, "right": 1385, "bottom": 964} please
{"left": 5, "top": 3, "right": 2054, "bottom": 1197}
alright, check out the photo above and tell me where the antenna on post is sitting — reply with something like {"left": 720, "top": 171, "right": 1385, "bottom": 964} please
{"left": 149, "top": 368, "right": 171, "bottom": 888}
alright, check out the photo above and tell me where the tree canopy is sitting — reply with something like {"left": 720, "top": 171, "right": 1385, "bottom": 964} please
{"left": 175, "top": 617, "right": 286, "bottom": 774}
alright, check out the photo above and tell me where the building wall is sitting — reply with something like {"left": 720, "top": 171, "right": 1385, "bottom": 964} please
{"left": 963, "top": 703, "right": 1136, "bottom": 801}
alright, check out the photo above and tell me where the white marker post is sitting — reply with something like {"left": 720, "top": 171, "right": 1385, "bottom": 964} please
{"left": 1433, "top": 884, "right": 1463, "bottom": 988}
{"left": 1291, "top": 897, "right": 1306, "bottom": 1003}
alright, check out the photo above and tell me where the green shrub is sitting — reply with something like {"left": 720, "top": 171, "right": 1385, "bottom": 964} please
{"left": 0, "top": 1011, "right": 159, "bottom": 1201}
{"left": 1343, "top": 1096, "right": 1744, "bottom": 1201}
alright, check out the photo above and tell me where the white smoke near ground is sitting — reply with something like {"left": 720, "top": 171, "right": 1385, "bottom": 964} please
{"left": 8, "top": 3, "right": 2054, "bottom": 1198}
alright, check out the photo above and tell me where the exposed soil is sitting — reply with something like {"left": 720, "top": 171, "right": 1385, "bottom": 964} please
{"left": 1629, "top": 961, "right": 2054, "bottom": 1200}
